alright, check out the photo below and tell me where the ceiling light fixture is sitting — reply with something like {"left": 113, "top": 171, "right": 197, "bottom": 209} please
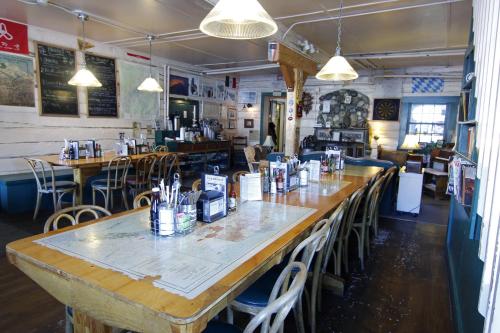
{"left": 137, "top": 35, "right": 163, "bottom": 92}
{"left": 199, "top": 0, "right": 278, "bottom": 40}
{"left": 68, "top": 13, "right": 102, "bottom": 87}
{"left": 316, "top": 0, "right": 358, "bottom": 81}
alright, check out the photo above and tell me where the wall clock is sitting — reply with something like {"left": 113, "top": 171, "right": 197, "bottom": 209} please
{"left": 373, "top": 98, "right": 400, "bottom": 121}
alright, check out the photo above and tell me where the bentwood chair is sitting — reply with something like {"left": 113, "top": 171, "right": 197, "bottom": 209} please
{"left": 133, "top": 190, "right": 153, "bottom": 209}
{"left": 91, "top": 156, "right": 131, "bottom": 210}
{"left": 312, "top": 199, "right": 348, "bottom": 330}
{"left": 228, "top": 219, "right": 330, "bottom": 333}
{"left": 43, "top": 205, "right": 111, "bottom": 333}
{"left": 334, "top": 185, "right": 367, "bottom": 274}
{"left": 152, "top": 154, "right": 179, "bottom": 186}
{"left": 25, "top": 158, "right": 77, "bottom": 220}
{"left": 204, "top": 262, "right": 307, "bottom": 333}
{"left": 126, "top": 154, "right": 157, "bottom": 197}
{"left": 232, "top": 170, "right": 250, "bottom": 183}
{"left": 351, "top": 175, "right": 386, "bottom": 270}
{"left": 372, "top": 166, "right": 398, "bottom": 236}
{"left": 152, "top": 145, "right": 168, "bottom": 152}
{"left": 192, "top": 178, "right": 202, "bottom": 191}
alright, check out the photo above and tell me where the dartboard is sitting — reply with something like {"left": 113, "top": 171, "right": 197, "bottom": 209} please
{"left": 373, "top": 99, "right": 400, "bottom": 121}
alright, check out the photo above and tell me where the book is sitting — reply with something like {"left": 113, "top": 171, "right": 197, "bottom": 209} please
{"left": 467, "top": 127, "right": 475, "bottom": 158}
{"left": 462, "top": 165, "right": 476, "bottom": 206}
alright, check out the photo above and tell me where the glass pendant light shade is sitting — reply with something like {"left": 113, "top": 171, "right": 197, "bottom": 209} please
{"left": 316, "top": 53, "right": 358, "bottom": 81}
{"left": 199, "top": 0, "right": 278, "bottom": 39}
{"left": 68, "top": 66, "right": 102, "bottom": 87}
{"left": 137, "top": 76, "right": 163, "bottom": 92}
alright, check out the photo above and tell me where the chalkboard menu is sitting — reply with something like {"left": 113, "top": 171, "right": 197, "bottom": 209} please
{"left": 86, "top": 54, "right": 118, "bottom": 117}
{"left": 36, "top": 43, "right": 78, "bottom": 116}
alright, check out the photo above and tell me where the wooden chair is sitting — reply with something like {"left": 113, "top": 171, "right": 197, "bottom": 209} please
{"left": 243, "top": 146, "right": 268, "bottom": 173}
{"left": 351, "top": 175, "right": 386, "bottom": 270}
{"left": 192, "top": 178, "right": 202, "bottom": 191}
{"left": 43, "top": 205, "right": 111, "bottom": 333}
{"left": 133, "top": 190, "right": 153, "bottom": 209}
{"left": 91, "top": 156, "right": 131, "bottom": 211}
{"left": 334, "top": 185, "right": 367, "bottom": 274}
{"left": 232, "top": 170, "right": 249, "bottom": 183}
{"left": 25, "top": 158, "right": 77, "bottom": 220}
{"left": 203, "top": 262, "right": 307, "bottom": 333}
{"left": 373, "top": 166, "right": 398, "bottom": 235}
{"left": 126, "top": 154, "right": 157, "bottom": 197}
{"left": 152, "top": 145, "right": 168, "bottom": 152}
{"left": 228, "top": 218, "right": 331, "bottom": 333}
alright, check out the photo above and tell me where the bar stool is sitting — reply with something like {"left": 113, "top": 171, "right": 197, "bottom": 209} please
{"left": 351, "top": 175, "right": 386, "bottom": 270}
{"left": 25, "top": 158, "right": 77, "bottom": 220}
{"left": 126, "top": 154, "right": 157, "bottom": 197}
{"left": 334, "top": 185, "right": 367, "bottom": 274}
{"left": 204, "top": 262, "right": 307, "bottom": 333}
{"left": 43, "top": 205, "right": 111, "bottom": 333}
{"left": 228, "top": 218, "right": 330, "bottom": 333}
{"left": 91, "top": 156, "right": 131, "bottom": 210}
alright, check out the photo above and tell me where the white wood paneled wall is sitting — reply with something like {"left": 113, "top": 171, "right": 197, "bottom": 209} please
{"left": 237, "top": 67, "right": 461, "bottom": 149}
{"left": 472, "top": 0, "right": 500, "bottom": 331}
{"left": 0, "top": 24, "right": 192, "bottom": 176}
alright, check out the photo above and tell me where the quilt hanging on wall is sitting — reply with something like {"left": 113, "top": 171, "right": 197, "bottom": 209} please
{"left": 411, "top": 77, "right": 444, "bottom": 93}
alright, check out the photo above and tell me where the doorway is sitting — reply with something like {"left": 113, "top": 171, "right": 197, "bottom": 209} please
{"left": 260, "top": 93, "right": 286, "bottom": 152}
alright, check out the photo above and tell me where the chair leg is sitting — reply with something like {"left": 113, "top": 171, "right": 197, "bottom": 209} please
{"left": 105, "top": 190, "right": 111, "bottom": 210}
{"left": 33, "top": 192, "right": 42, "bottom": 220}
{"left": 65, "top": 306, "right": 73, "bottom": 333}
{"left": 343, "top": 238, "right": 350, "bottom": 273}
{"left": 310, "top": 259, "right": 322, "bottom": 333}
{"left": 293, "top": 296, "right": 306, "bottom": 333}
{"left": 72, "top": 189, "right": 76, "bottom": 207}
{"left": 110, "top": 190, "right": 114, "bottom": 209}
{"left": 226, "top": 306, "right": 234, "bottom": 324}
{"left": 335, "top": 240, "right": 343, "bottom": 275}
{"left": 52, "top": 191, "right": 58, "bottom": 213}
{"left": 359, "top": 229, "right": 365, "bottom": 270}
{"left": 122, "top": 188, "right": 129, "bottom": 210}
{"left": 92, "top": 188, "right": 96, "bottom": 206}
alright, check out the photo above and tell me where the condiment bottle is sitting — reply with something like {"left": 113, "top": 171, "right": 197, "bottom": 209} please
{"left": 277, "top": 169, "right": 284, "bottom": 193}
{"left": 158, "top": 203, "right": 175, "bottom": 236}
{"left": 263, "top": 168, "right": 270, "bottom": 193}
{"left": 270, "top": 172, "right": 277, "bottom": 195}
{"left": 229, "top": 186, "right": 237, "bottom": 211}
{"left": 150, "top": 187, "right": 161, "bottom": 235}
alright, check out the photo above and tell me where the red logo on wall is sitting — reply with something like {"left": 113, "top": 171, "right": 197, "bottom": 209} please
{"left": 0, "top": 18, "right": 29, "bottom": 55}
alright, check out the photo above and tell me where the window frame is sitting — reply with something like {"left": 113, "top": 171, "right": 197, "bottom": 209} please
{"left": 406, "top": 103, "right": 447, "bottom": 143}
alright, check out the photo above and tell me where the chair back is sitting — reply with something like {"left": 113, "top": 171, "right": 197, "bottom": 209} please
{"left": 44, "top": 205, "right": 111, "bottom": 233}
{"left": 133, "top": 190, "right": 153, "bottom": 209}
{"left": 25, "top": 158, "right": 56, "bottom": 192}
{"left": 153, "top": 145, "right": 168, "bottom": 152}
{"left": 288, "top": 219, "right": 330, "bottom": 271}
{"left": 105, "top": 156, "right": 132, "bottom": 188}
{"left": 362, "top": 175, "right": 386, "bottom": 227}
{"left": 232, "top": 170, "right": 249, "bottom": 183}
{"left": 244, "top": 146, "right": 257, "bottom": 172}
{"left": 380, "top": 166, "right": 398, "bottom": 199}
{"left": 321, "top": 199, "right": 349, "bottom": 272}
{"left": 192, "top": 178, "right": 202, "bottom": 191}
{"left": 339, "top": 185, "right": 367, "bottom": 241}
{"left": 133, "top": 154, "right": 157, "bottom": 188}
{"left": 243, "top": 262, "right": 307, "bottom": 333}
{"left": 156, "top": 154, "right": 179, "bottom": 186}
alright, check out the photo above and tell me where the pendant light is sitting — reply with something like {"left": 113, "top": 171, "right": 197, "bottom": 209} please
{"left": 199, "top": 0, "right": 278, "bottom": 40}
{"left": 137, "top": 35, "right": 163, "bottom": 92}
{"left": 316, "top": 0, "right": 358, "bottom": 81}
{"left": 68, "top": 13, "right": 102, "bottom": 87}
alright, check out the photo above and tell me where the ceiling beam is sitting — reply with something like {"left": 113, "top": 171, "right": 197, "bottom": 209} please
{"left": 269, "top": 43, "right": 317, "bottom": 76}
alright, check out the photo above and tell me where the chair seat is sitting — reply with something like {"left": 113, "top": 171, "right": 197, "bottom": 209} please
{"left": 91, "top": 179, "right": 123, "bottom": 189}
{"left": 125, "top": 177, "right": 148, "bottom": 186}
{"left": 203, "top": 321, "right": 242, "bottom": 333}
{"left": 44, "top": 180, "right": 77, "bottom": 191}
{"left": 235, "top": 265, "right": 282, "bottom": 307}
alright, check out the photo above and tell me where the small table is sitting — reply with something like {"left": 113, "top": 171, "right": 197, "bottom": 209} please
{"left": 38, "top": 152, "right": 176, "bottom": 204}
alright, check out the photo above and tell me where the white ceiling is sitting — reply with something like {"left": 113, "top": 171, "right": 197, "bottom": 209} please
{"left": 1, "top": 0, "right": 472, "bottom": 71}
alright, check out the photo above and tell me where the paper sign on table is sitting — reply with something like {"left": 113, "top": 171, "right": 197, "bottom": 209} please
{"left": 240, "top": 173, "right": 262, "bottom": 201}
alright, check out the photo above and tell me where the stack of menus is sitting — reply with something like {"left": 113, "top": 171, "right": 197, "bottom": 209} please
{"left": 201, "top": 166, "right": 228, "bottom": 216}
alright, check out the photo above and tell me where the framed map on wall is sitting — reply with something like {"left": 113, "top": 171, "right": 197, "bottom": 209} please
{"left": 0, "top": 52, "right": 34, "bottom": 107}
{"left": 373, "top": 98, "right": 400, "bottom": 121}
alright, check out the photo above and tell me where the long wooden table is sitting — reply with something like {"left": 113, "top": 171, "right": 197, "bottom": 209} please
{"left": 38, "top": 151, "right": 176, "bottom": 204}
{"left": 7, "top": 165, "right": 382, "bottom": 333}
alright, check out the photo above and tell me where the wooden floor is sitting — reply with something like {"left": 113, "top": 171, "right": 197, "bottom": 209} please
{"left": 0, "top": 198, "right": 453, "bottom": 333}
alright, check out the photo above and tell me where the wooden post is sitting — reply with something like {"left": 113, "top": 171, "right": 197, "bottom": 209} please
{"left": 269, "top": 43, "right": 317, "bottom": 156}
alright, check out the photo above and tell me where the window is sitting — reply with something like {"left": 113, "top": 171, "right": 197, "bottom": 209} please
{"left": 407, "top": 104, "right": 446, "bottom": 143}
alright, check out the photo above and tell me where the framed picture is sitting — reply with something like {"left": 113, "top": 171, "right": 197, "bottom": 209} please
{"left": 228, "top": 120, "right": 236, "bottom": 129}
{"left": 239, "top": 91, "right": 257, "bottom": 104}
{"left": 373, "top": 98, "right": 400, "bottom": 121}
{"left": 244, "top": 119, "right": 254, "bottom": 128}
{"left": 339, "top": 129, "right": 366, "bottom": 143}
{"left": 169, "top": 75, "right": 189, "bottom": 96}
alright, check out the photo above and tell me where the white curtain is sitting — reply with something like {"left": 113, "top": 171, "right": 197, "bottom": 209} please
{"left": 473, "top": 1, "right": 500, "bottom": 332}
